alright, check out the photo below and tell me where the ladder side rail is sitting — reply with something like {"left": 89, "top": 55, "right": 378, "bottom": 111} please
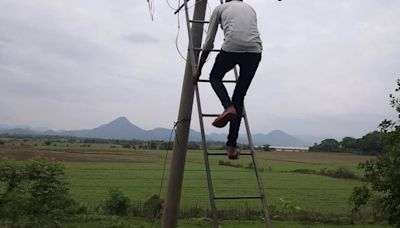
{"left": 233, "top": 67, "right": 273, "bottom": 228}
{"left": 194, "top": 85, "right": 219, "bottom": 228}
{"left": 183, "top": 0, "right": 197, "bottom": 74}
{"left": 183, "top": 1, "right": 219, "bottom": 227}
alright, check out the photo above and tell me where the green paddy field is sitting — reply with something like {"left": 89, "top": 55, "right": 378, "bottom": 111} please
{"left": 0, "top": 139, "right": 392, "bottom": 227}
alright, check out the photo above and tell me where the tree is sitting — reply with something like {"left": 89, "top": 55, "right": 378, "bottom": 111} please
{"left": 310, "top": 138, "right": 340, "bottom": 152}
{"left": 340, "top": 137, "right": 358, "bottom": 152}
{"left": 150, "top": 141, "right": 158, "bottom": 150}
{"left": 0, "top": 160, "right": 80, "bottom": 226}
{"left": 160, "top": 142, "right": 173, "bottom": 150}
{"left": 358, "top": 131, "right": 383, "bottom": 155}
{"left": 262, "top": 144, "right": 272, "bottom": 151}
{"left": 350, "top": 79, "right": 400, "bottom": 226}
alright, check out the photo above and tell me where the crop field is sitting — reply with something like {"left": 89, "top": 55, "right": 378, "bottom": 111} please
{"left": 0, "top": 138, "right": 391, "bottom": 227}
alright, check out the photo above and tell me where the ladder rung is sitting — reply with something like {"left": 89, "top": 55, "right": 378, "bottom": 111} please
{"left": 214, "top": 195, "right": 262, "bottom": 200}
{"left": 202, "top": 114, "right": 219, "bottom": 117}
{"left": 193, "top": 48, "right": 221, "bottom": 52}
{"left": 207, "top": 152, "right": 252, "bottom": 156}
{"left": 189, "top": 20, "right": 209, "bottom": 24}
{"left": 198, "top": 79, "right": 237, "bottom": 83}
{"left": 202, "top": 114, "right": 244, "bottom": 118}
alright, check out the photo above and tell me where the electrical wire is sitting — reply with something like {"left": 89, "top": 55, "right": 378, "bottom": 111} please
{"left": 150, "top": 118, "right": 190, "bottom": 228}
{"left": 147, "top": 0, "right": 155, "bottom": 21}
{"left": 149, "top": 2, "right": 225, "bottom": 225}
{"left": 166, "top": 0, "right": 178, "bottom": 10}
{"left": 175, "top": 0, "right": 214, "bottom": 64}
{"left": 149, "top": 123, "right": 174, "bottom": 228}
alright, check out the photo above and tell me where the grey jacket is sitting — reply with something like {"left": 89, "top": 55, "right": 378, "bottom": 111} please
{"left": 202, "top": 0, "right": 262, "bottom": 53}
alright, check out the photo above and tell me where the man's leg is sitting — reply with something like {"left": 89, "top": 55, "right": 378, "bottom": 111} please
{"left": 209, "top": 51, "right": 237, "bottom": 109}
{"left": 227, "top": 53, "right": 261, "bottom": 147}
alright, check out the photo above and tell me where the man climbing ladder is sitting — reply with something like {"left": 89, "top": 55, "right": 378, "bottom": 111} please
{"left": 194, "top": 0, "right": 262, "bottom": 159}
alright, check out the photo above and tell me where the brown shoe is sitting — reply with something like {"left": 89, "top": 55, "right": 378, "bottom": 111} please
{"left": 227, "top": 146, "right": 240, "bottom": 160}
{"left": 212, "top": 106, "right": 237, "bottom": 128}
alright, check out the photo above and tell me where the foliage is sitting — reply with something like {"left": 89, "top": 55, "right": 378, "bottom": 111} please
{"left": 309, "top": 138, "right": 340, "bottom": 152}
{"left": 349, "top": 185, "right": 371, "bottom": 214}
{"left": 187, "top": 142, "right": 200, "bottom": 150}
{"left": 159, "top": 142, "right": 173, "bottom": 150}
{"left": 350, "top": 79, "right": 400, "bottom": 226}
{"left": 290, "top": 167, "right": 358, "bottom": 180}
{"left": 290, "top": 169, "right": 319, "bottom": 175}
{"left": 319, "top": 167, "right": 358, "bottom": 180}
{"left": 340, "top": 137, "right": 359, "bottom": 152}
{"left": 0, "top": 159, "right": 80, "bottom": 227}
{"left": 143, "top": 194, "right": 163, "bottom": 220}
{"left": 121, "top": 143, "right": 132, "bottom": 149}
{"left": 310, "top": 132, "right": 383, "bottom": 155}
{"left": 99, "top": 188, "right": 130, "bottom": 216}
{"left": 358, "top": 131, "right": 383, "bottom": 154}
{"left": 218, "top": 160, "right": 243, "bottom": 168}
{"left": 263, "top": 144, "right": 272, "bottom": 151}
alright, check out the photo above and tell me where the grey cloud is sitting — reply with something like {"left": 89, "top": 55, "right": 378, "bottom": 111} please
{"left": 124, "top": 33, "right": 159, "bottom": 44}
{"left": 0, "top": 20, "right": 114, "bottom": 66}
{"left": 0, "top": 0, "right": 399, "bottom": 136}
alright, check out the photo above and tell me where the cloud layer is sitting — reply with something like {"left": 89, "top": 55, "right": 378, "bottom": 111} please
{"left": 0, "top": 0, "right": 399, "bottom": 138}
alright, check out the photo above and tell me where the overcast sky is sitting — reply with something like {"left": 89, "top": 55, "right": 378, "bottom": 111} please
{"left": 0, "top": 0, "right": 399, "bottom": 139}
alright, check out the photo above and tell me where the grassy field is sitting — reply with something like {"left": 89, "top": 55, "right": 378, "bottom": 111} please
{"left": 64, "top": 216, "right": 391, "bottom": 228}
{"left": 0, "top": 138, "right": 389, "bottom": 227}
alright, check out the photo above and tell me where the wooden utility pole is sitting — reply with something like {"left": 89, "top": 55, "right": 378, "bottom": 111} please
{"left": 161, "top": 0, "right": 208, "bottom": 227}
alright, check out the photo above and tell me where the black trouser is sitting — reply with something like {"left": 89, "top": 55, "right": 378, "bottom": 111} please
{"left": 209, "top": 50, "right": 262, "bottom": 147}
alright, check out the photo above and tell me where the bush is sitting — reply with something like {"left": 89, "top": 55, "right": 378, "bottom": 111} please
{"left": 349, "top": 185, "right": 371, "bottom": 214}
{"left": 350, "top": 79, "right": 400, "bottom": 226}
{"left": 349, "top": 187, "right": 388, "bottom": 223}
{"left": 263, "top": 144, "right": 271, "bottom": 151}
{"left": 122, "top": 144, "right": 132, "bottom": 149}
{"left": 100, "top": 189, "right": 130, "bottom": 216}
{"left": 246, "top": 162, "right": 264, "bottom": 172}
{"left": 320, "top": 167, "right": 358, "bottom": 179}
{"left": 143, "top": 194, "right": 163, "bottom": 220}
{"left": 290, "top": 169, "right": 319, "bottom": 175}
{"left": 218, "top": 160, "right": 242, "bottom": 168}
{"left": 0, "top": 140, "right": 4, "bottom": 145}
{"left": 0, "top": 159, "right": 80, "bottom": 227}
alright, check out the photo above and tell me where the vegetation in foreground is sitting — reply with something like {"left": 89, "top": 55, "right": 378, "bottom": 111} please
{"left": 349, "top": 79, "right": 400, "bottom": 227}
{"left": 0, "top": 149, "right": 392, "bottom": 227}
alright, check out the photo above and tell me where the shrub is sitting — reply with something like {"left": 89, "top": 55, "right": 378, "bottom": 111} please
{"left": 0, "top": 159, "right": 80, "bottom": 227}
{"left": 350, "top": 79, "right": 400, "bottom": 226}
{"left": 349, "top": 185, "right": 371, "bottom": 214}
{"left": 0, "top": 140, "right": 4, "bottom": 145}
{"left": 100, "top": 189, "right": 130, "bottom": 216}
{"left": 218, "top": 160, "right": 242, "bottom": 168}
{"left": 349, "top": 187, "right": 388, "bottom": 223}
{"left": 143, "top": 194, "right": 163, "bottom": 220}
{"left": 263, "top": 144, "right": 271, "bottom": 151}
{"left": 290, "top": 169, "right": 319, "bottom": 175}
{"left": 246, "top": 162, "right": 264, "bottom": 172}
{"left": 122, "top": 144, "right": 132, "bottom": 149}
{"left": 319, "top": 167, "right": 358, "bottom": 179}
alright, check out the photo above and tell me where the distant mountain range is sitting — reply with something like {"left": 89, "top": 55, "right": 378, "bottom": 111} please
{"left": 0, "top": 117, "right": 314, "bottom": 147}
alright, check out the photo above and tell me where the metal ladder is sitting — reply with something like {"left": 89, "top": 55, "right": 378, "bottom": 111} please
{"left": 181, "top": 0, "right": 272, "bottom": 227}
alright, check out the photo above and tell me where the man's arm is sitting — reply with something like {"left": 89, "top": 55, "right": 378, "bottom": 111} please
{"left": 193, "top": 50, "right": 210, "bottom": 83}
{"left": 193, "top": 7, "right": 220, "bottom": 83}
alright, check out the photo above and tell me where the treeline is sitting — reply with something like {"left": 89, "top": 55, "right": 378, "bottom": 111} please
{"left": 309, "top": 131, "right": 383, "bottom": 155}
{"left": 0, "top": 134, "right": 232, "bottom": 150}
